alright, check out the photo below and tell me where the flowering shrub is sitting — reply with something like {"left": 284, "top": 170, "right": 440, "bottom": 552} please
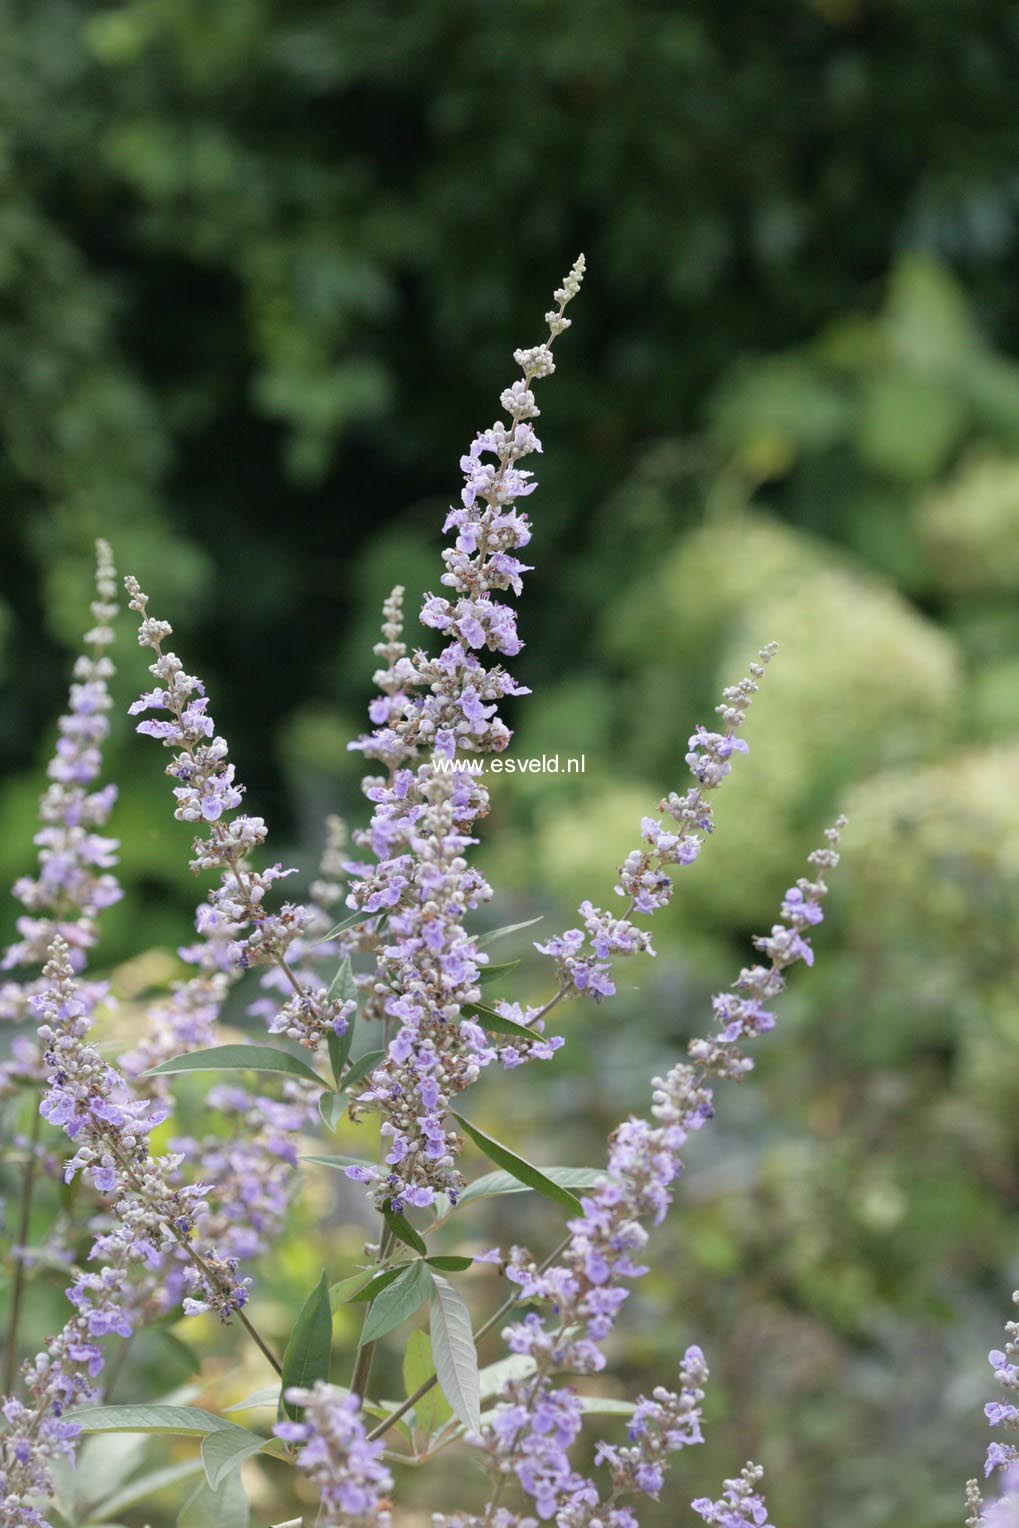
{"left": 0, "top": 263, "right": 1009, "bottom": 1528}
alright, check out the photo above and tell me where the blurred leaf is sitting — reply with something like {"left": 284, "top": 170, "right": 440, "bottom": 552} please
{"left": 403, "top": 1328, "right": 452, "bottom": 1440}
{"left": 477, "top": 917, "right": 543, "bottom": 947}
{"left": 178, "top": 1469, "right": 249, "bottom": 1528}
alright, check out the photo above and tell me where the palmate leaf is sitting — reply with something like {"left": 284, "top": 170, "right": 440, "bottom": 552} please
{"left": 280, "top": 1271, "right": 332, "bottom": 1420}
{"left": 450, "top": 1112, "right": 584, "bottom": 1214}
{"left": 359, "top": 1261, "right": 433, "bottom": 1345}
{"left": 429, "top": 1274, "right": 481, "bottom": 1433}
{"left": 144, "top": 1044, "right": 327, "bottom": 1089}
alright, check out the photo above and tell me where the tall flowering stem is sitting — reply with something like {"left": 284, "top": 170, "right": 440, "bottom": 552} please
{"left": 1, "top": 540, "right": 120, "bottom": 1395}
{"left": 431, "top": 820, "right": 844, "bottom": 1526}
{"left": 969, "top": 1291, "right": 1019, "bottom": 1525}
{"left": 339, "top": 258, "right": 586, "bottom": 1217}
{"left": 124, "top": 578, "right": 355, "bottom": 1060}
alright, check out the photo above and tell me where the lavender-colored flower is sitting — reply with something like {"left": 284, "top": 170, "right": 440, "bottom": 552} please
{"left": 0, "top": 539, "right": 120, "bottom": 1028}
{"left": 983, "top": 1292, "right": 1019, "bottom": 1488}
{"left": 35, "top": 937, "right": 247, "bottom": 1320}
{"left": 124, "top": 577, "right": 354, "bottom": 1056}
{"left": 340, "top": 262, "right": 585, "bottom": 1212}
{"left": 536, "top": 646, "right": 777, "bottom": 1002}
{"left": 274, "top": 1382, "right": 392, "bottom": 1527}
{"left": 476, "top": 821, "right": 844, "bottom": 1522}
{"left": 692, "top": 1461, "right": 775, "bottom": 1527}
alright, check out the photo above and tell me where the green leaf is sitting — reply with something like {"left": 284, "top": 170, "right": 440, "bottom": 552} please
{"left": 201, "top": 1426, "right": 273, "bottom": 1489}
{"left": 450, "top": 1113, "right": 584, "bottom": 1215}
{"left": 280, "top": 1271, "right": 332, "bottom": 1420}
{"left": 178, "top": 1469, "right": 249, "bottom": 1528}
{"left": 403, "top": 1328, "right": 452, "bottom": 1441}
{"left": 477, "top": 916, "right": 543, "bottom": 947}
{"left": 321, "top": 909, "right": 373, "bottom": 941}
{"left": 302, "top": 1152, "right": 372, "bottom": 1173}
{"left": 89, "top": 1459, "right": 206, "bottom": 1519}
{"left": 318, "top": 1091, "right": 346, "bottom": 1132}
{"left": 383, "top": 1201, "right": 427, "bottom": 1255}
{"left": 461, "top": 1003, "right": 539, "bottom": 1041}
{"left": 338, "top": 1048, "right": 385, "bottom": 1096}
{"left": 327, "top": 955, "right": 358, "bottom": 1005}
{"left": 359, "top": 1261, "right": 433, "bottom": 1345}
{"left": 329, "top": 1266, "right": 400, "bottom": 1309}
{"left": 429, "top": 1273, "right": 481, "bottom": 1433}
{"left": 223, "top": 1387, "right": 280, "bottom": 1414}
{"left": 326, "top": 959, "right": 357, "bottom": 1083}
{"left": 68, "top": 1405, "right": 234, "bottom": 1438}
{"left": 425, "top": 1255, "right": 474, "bottom": 1271}
{"left": 477, "top": 960, "right": 520, "bottom": 986}
{"left": 144, "top": 1045, "right": 326, "bottom": 1089}
{"left": 478, "top": 1352, "right": 537, "bottom": 1400}
{"left": 457, "top": 1167, "right": 606, "bottom": 1209}
{"left": 577, "top": 1396, "right": 638, "bottom": 1417}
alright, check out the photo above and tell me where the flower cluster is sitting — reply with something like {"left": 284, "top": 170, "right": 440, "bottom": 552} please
{"left": 0, "top": 540, "right": 120, "bottom": 1029}
{"left": 0, "top": 1240, "right": 132, "bottom": 1528}
{"left": 963, "top": 1302, "right": 1019, "bottom": 1527}
{"left": 692, "top": 1462, "right": 774, "bottom": 1527}
{"left": 35, "top": 938, "right": 247, "bottom": 1320}
{"left": 339, "top": 262, "right": 586, "bottom": 1211}
{"left": 125, "top": 577, "right": 354, "bottom": 1055}
{"left": 536, "top": 646, "right": 776, "bottom": 1001}
{"left": 275, "top": 1383, "right": 392, "bottom": 1527}
{"left": 477, "top": 821, "right": 843, "bottom": 1521}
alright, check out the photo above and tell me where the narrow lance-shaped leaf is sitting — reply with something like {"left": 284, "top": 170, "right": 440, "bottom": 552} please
{"left": 329, "top": 1265, "right": 409, "bottom": 1310}
{"left": 429, "top": 1273, "right": 481, "bottom": 1433}
{"left": 326, "top": 958, "right": 357, "bottom": 1083}
{"left": 451, "top": 1111, "right": 583, "bottom": 1215}
{"left": 178, "top": 1469, "right": 249, "bottom": 1528}
{"left": 477, "top": 960, "right": 520, "bottom": 986}
{"left": 457, "top": 1167, "right": 606, "bottom": 1208}
{"left": 383, "top": 1200, "right": 428, "bottom": 1255}
{"left": 477, "top": 916, "right": 543, "bottom": 947}
{"left": 403, "top": 1328, "right": 452, "bottom": 1442}
{"left": 280, "top": 1271, "right": 332, "bottom": 1420}
{"left": 462, "top": 1002, "right": 542, "bottom": 1041}
{"left": 338, "top": 1049, "right": 385, "bottom": 1097}
{"left": 144, "top": 1044, "right": 327, "bottom": 1089}
{"left": 201, "top": 1426, "right": 279, "bottom": 1489}
{"left": 358, "top": 1261, "right": 433, "bottom": 1346}
{"left": 68, "top": 1405, "right": 238, "bottom": 1438}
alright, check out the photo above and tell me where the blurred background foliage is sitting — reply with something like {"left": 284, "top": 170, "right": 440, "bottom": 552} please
{"left": 3, "top": 1, "right": 1019, "bottom": 1524}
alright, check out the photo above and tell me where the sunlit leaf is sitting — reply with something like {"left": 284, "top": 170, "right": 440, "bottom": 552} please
{"left": 450, "top": 1113, "right": 583, "bottom": 1214}
{"left": 144, "top": 1045, "right": 326, "bottom": 1089}
{"left": 457, "top": 1167, "right": 605, "bottom": 1209}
